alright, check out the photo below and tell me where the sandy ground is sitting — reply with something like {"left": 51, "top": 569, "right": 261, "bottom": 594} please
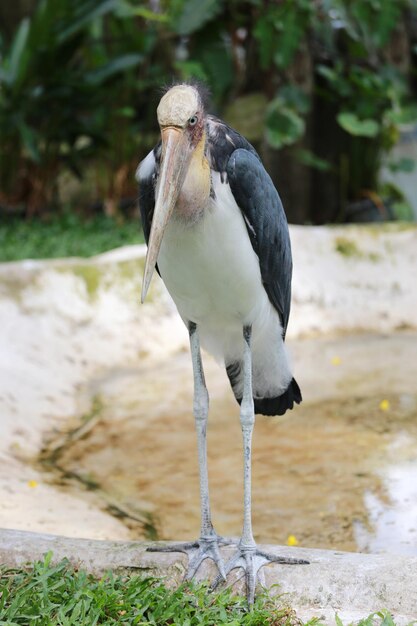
{"left": 43, "top": 333, "right": 417, "bottom": 555}
{"left": 0, "top": 224, "right": 416, "bottom": 545}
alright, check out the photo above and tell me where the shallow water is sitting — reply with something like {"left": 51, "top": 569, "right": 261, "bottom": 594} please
{"left": 354, "top": 431, "right": 417, "bottom": 556}
{"left": 41, "top": 332, "right": 417, "bottom": 555}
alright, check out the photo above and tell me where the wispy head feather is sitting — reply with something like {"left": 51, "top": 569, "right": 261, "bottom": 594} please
{"left": 160, "top": 79, "right": 211, "bottom": 113}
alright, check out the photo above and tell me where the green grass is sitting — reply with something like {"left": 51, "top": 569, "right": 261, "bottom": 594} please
{"left": 0, "top": 554, "right": 408, "bottom": 626}
{"left": 0, "top": 554, "right": 307, "bottom": 626}
{"left": 0, "top": 212, "right": 144, "bottom": 262}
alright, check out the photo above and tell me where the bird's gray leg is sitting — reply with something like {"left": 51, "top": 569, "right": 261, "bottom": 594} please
{"left": 212, "top": 325, "right": 308, "bottom": 606}
{"left": 147, "top": 321, "right": 226, "bottom": 580}
{"left": 240, "top": 325, "right": 256, "bottom": 551}
{"left": 190, "top": 320, "right": 213, "bottom": 538}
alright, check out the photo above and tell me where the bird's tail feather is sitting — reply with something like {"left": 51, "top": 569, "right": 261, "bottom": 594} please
{"left": 253, "top": 378, "right": 302, "bottom": 416}
{"left": 226, "top": 361, "right": 302, "bottom": 417}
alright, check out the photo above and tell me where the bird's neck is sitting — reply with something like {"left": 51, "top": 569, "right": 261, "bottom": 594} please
{"left": 175, "top": 132, "right": 210, "bottom": 224}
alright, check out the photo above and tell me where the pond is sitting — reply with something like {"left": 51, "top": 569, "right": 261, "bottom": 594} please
{"left": 40, "top": 332, "right": 417, "bottom": 556}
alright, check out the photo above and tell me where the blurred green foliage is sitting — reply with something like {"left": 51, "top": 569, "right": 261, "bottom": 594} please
{"left": 0, "top": 0, "right": 417, "bottom": 223}
{"left": 0, "top": 0, "right": 156, "bottom": 214}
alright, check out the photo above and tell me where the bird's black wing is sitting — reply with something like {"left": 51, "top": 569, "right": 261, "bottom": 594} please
{"left": 207, "top": 121, "right": 298, "bottom": 412}
{"left": 137, "top": 142, "right": 161, "bottom": 245}
{"left": 226, "top": 148, "right": 293, "bottom": 337}
{"left": 139, "top": 176, "right": 154, "bottom": 245}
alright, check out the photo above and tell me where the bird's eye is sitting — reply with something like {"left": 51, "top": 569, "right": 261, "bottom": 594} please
{"left": 188, "top": 115, "right": 198, "bottom": 126}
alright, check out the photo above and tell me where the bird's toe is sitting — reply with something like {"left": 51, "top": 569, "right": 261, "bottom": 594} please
{"left": 146, "top": 540, "right": 199, "bottom": 555}
{"left": 185, "top": 537, "right": 226, "bottom": 581}
{"left": 211, "top": 545, "right": 309, "bottom": 607}
{"left": 146, "top": 535, "right": 231, "bottom": 581}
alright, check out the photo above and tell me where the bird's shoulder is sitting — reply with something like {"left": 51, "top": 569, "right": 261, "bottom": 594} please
{"left": 136, "top": 142, "right": 161, "bottom": 246}
{"left": 206, "top": 115, "right": 260, "bottom": 179}
{"left": 136, "top": 142, "right": 161, "bottom": 184}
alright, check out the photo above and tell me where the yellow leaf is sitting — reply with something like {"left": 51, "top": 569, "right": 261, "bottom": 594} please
{"left": 27, "top": 480, "right": 38, "bottom": 488}
{"left": 379, "top": 399, "right": 390, "bottom": 411}
{"left": 331, "top": 356, "right": 341, "bottom": 366}
{"left": 286, "top": 534, "right": 299, "bottom": 546}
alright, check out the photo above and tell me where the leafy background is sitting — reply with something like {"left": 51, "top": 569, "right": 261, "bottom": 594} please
{"left": 1, "top": 0, "right": 417, "bottom": 229}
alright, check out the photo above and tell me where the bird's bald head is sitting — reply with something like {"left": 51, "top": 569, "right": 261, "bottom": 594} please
{"left": 157, "top": 84, "right": 202, "bottom": 128}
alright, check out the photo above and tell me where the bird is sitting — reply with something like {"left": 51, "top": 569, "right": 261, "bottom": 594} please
{"left": 137, "top": 81, "right": 307, "bottom": 605}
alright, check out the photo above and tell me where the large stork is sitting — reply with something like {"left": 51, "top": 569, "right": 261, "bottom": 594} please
{"left": 137, "top": 82, "right": 306, "bottom": 604}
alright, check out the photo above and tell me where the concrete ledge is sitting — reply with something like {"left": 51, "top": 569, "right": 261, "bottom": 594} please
{"left": 1, "top": 529, "right": 416, "bottom": 624}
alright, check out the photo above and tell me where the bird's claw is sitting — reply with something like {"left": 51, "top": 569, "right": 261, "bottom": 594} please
{"left": 211, "top": 545, "right": 309, "bottom": 606}
{"left": 185, "top": 537, "right": 227, "bottom": 581}
{"left": 147, "top": 535, "right": 234, "bottom": 581}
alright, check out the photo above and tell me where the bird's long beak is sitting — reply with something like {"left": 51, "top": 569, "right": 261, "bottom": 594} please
{"left": 141, "top": 127, "right": 192, "bottom": 303}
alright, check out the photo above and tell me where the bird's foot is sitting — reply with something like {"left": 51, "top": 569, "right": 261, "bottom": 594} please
{"left": 211, "top": 543, "right": 309, "bottom": 606}
{"left": 147, "top": 535, "right": 234, "bottom": 581}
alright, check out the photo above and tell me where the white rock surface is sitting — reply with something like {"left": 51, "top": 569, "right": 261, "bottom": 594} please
{"left": 1, "top": 529, "right": 416, "bottom": 625}
{"left": 0, "top": 245, "right": 185, "bottom": 540}
{"left": 290, "top": 225, "right": 417, "bottom": 337}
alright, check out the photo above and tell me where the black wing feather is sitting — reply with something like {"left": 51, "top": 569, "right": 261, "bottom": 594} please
{"left": 226, "top": 149, "right": 293, "bottom": 337}
{"left": 139, "top": 175, "right": 154, "bottom": 245}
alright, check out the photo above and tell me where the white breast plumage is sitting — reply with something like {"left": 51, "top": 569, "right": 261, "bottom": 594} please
{"left": 158, "top": 173, "right": 265, "bottom": 315}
